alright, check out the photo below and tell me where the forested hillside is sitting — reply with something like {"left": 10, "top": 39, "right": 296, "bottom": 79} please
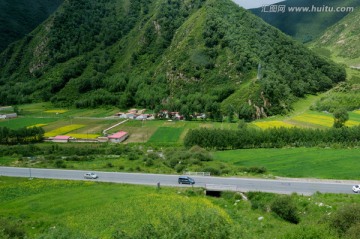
{"left": 251, "top": 0, "right": 360, "bottom": 43}
{"left": 311, "top": 7, "right": 360, "bottom": 66}
{"left": 0, "top": 0, "right": 345, "bottom": 119}
{"left": 0, "top": 0, "right": 63, "bottom": 52}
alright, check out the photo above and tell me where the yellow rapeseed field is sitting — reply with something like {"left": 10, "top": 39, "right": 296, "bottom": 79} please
{"left": 253, "top": 121, "right": 294, "bottom": 129}
{"left": 27, "top": 124, "right": 47, "bottom": 128}
{"left": 292, "top": 113, "right": 360, "bottom": 127}
{"left": 45, "top": 124, "right": 85, "bottom": 137}
{"left": 44, "top": 109, "right": 68, "bottom": 114}
{"left": 67, "top": 133, "right": 100, "bottom": 139}
{"left": 292, "top": 114, "right": 334, "bottom": 127}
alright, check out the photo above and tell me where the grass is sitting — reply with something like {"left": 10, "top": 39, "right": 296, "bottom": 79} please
{"left": 0, "top": 177, "right": 229, "bottom": 238}
{"left": 213, "top": 148, "right": 360, "bottom": 180}
{"left": 0, "top": 117, "right": 57, "bottom": 130}
{"left": 1, "top": 177, "right": 360, "bottom": 238}
{"left": 148, "top": 127, "right": 184, "bottom": 143}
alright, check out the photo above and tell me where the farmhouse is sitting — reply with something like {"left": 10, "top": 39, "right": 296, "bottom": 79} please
{"left": 107, "top": 131, "right": 129, "bottom": 143}
{"left": 52, "top": 135, "right": 71, "bottom": 143}
{"left": 0, "top": 113, "right": 17, "bottom": 119}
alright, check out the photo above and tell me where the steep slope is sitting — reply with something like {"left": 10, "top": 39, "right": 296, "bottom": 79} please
{"left": 251, "top": 0, "right": 360, "bottom": 43}
{"left": 0, "top": 0, "right": 63, "bottom": 52}
{"left": 311, "top": 7, "right": 360, "bottom": 68}
{"left": 0, "top": 0, "right": 345, "bottom": 119}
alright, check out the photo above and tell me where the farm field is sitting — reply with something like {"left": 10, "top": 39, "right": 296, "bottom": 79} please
{"left": 1, "top": 102, "right": 360, "bottom": 144}
{"left": 1, "top": 177, "right": 360, "bottom": 239}
{"left": 213, "top": 148, "right": 360, "bottom": 180}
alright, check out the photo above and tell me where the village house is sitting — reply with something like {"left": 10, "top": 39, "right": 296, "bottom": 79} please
{"left": 107, "top": 131, "right": 129, "bottom": 143}
{"left": 51, "top": 135, "right": 72, "bottom": 143}
{"left": 0, "top": 113, "right": 17, "bottom": 119}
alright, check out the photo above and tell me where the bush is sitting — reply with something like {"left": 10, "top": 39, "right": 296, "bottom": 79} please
{"left": 203, "top": 167, "right": 221, "bottom": 176}
{"left": 280, "top": 225, "right": 336, "bottom": 239}
{"left": 270, "top": 195, "right": 300, "bottom": 224}
{"left": 54, "top": 159, "right": 66, "bottom": 168}
{"left": 330, "top": 204, "right": 360, "bottom": 236}
{"left": 247, "top": 192, "right": 276, "bottom": 211}
{"left": 0, "top": 218, "right": 25, "bottom": 239}
{"left": 247, "top": 166, "right": 267, "bottom": 174}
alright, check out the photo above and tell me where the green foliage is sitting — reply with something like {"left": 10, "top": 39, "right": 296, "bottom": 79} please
{"left": 0, "top": 0, "right": 63, "bottom": 52}
{"left": 0, "top": 218, "right": 25, "bottom": 239}
{"left": 270, "top": 195, "right": 300, "bottom": 224}
{"left": 333, "top": 108, "right": 349, "bottom": 128}
{"left": 312, "top": 82, "right": 360, "bottom": 112}
{"left": 251, "top": 0, "right": 360, "bottom": 43}
{"left": 311, "top": 7, "right": 360, "bottom": 59}
{"left": 0, "top": 126, "right": 44, "bottom": 145}
{"left": 247, "top": 192, "right": 276, "bottom": 211}
{"left": 280, "top": 225, "right": 337, "bottom": 239}
{"left": 330, "top": 203, "right": 360, "bottom": 236}
{"left": 184, "top": 126, "right": 360, "bottom": 149}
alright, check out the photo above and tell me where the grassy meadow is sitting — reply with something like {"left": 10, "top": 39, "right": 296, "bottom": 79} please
{"left": 1, "top": 177, "right": 360, "bottom": 238}
{"left": 214, "top": 148, "right": 360, "bottom": 180}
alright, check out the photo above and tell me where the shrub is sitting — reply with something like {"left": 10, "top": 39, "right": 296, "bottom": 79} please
{"left": 280, "top": 225, "right": 336, "bottom": 239}
{"left": 54, "top": 159, "right": 66, "bottom": 168}
{"left": 330, "top": 204, "right": 360, "bottom": 235}
{"left": 0, "top": 218, "right": 25, "bottom": 239}
{"left": 106, "top": 162, "right": 114, "bottom": 168}
{"left": 270, "top": 195, "right": 300, "bottom": 224}
{"left": 247, "top": 166, "right": 267, "bottom": 174}
{"left": 203, "top": 167, "right": 221, "bottom": 176}
{"left": 247, "top": 192, "right": 276, "bottom": 211}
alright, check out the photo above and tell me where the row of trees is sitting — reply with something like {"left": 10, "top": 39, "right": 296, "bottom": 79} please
{"left": 184, "top": 126, "right": 360, "bottom": 149}
{"left": 0, "top": 126, "right": 44, "bottom": 145}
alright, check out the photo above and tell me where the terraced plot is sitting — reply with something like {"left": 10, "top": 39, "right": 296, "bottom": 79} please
{"left": 252, "top": 121, "right": 294, "bottom": 129}
{"left": 291, "top": 113, "right": 360, "bottom": 127}
{"left": 44, "top": 124, "right": 85, "bottom": 137}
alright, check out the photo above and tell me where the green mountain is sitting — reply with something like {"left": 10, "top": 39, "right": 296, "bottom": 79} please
{"left": 0, "top": 0, "right": 63, "bottom": 53}
{"left": 251, "top": 0, "right": 360, "bottom": 43}
{"left": 310, "top": 7, "right": 360, "bottom": 68}
{"left": 0, "top": 0, "right": 345, "bottom": 118}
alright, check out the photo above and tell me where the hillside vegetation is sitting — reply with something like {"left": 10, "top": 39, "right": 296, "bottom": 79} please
{"left": 1, "top": 177, "right": 360, "bottom": 238}
{"left": 251, "top": 0, "right": 360, "bottom": 43}
{"left": 310, "top": 7, "right": 360, "bottom": 67}
{"left": 0, "top": 0, "right": 63, "bottom": 52}
{"left": 0, "top": 0, "right": 345, "bottom": 119}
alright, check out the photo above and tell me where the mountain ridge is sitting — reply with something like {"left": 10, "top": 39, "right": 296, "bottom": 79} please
{"left": 0, "top": 0, "right": 345, "bottom": 119}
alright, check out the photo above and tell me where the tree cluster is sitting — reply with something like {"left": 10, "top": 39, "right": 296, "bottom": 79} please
{"left": 184, "top": 126, "right": 360, "bottom": 149}
{"left": 0, "top": 126, "right": 44, "bottom": 145}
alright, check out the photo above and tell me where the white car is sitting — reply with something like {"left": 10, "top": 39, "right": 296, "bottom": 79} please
{"left": 352, "top": 185, "right": 360, "bottom": 193}
{"left": 84, "top": 172, "right": 98, "bottom": 179}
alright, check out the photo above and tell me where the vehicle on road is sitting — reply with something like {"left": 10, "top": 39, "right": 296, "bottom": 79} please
{"left": 352, "top": 185, "right": 360, "bottom": 193}
{"left": 84, "top": 172, "right": 98, "bottom": 179}
{"left": 178, "top": 176, "right": 195, "bottom": 185}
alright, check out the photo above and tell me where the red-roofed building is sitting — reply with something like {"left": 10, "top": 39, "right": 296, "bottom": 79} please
{"left": 107, "top": 131, "right": 129, "bottom": 143}
{"left": 52, "top": 135, "right": 71, "bottom": 143}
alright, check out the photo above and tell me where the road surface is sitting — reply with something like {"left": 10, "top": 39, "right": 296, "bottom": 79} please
{"left": 0, "top": 167, "right": 356, "bottom": 195}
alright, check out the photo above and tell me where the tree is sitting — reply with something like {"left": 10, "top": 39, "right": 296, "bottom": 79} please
{"left": 333, "top": 108, "right": 349, "bottom": 128}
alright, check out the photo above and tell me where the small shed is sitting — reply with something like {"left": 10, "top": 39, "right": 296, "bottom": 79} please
{"left": 107, "top": 131, "right": 129, "bottom": 143}
{"left": 52, "top": 135, "right": 71, "bottom": 143}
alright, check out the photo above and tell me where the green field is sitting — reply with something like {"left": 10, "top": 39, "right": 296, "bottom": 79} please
{"left": 214, "top": 148, "right": 360, "bottom": 180}
{"left": 0, "top": 117, "right": 58, "bottom": 129}
{"left": 1, "top": 177, "right": 360, "bottom": 238}
{"left": 148, "top": 127, "right": 185, "bottom": 143}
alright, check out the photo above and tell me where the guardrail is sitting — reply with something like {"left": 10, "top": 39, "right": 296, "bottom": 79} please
{"left": 183, "top": 171, "right": 211, "bottom": 176}
{"left": 205, "top": 184, "right": 239, "bottom": 191}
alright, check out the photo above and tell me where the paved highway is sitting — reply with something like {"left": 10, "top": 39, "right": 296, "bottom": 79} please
{"left": 0, "top": 167, "right": 356, "bottom": 195}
